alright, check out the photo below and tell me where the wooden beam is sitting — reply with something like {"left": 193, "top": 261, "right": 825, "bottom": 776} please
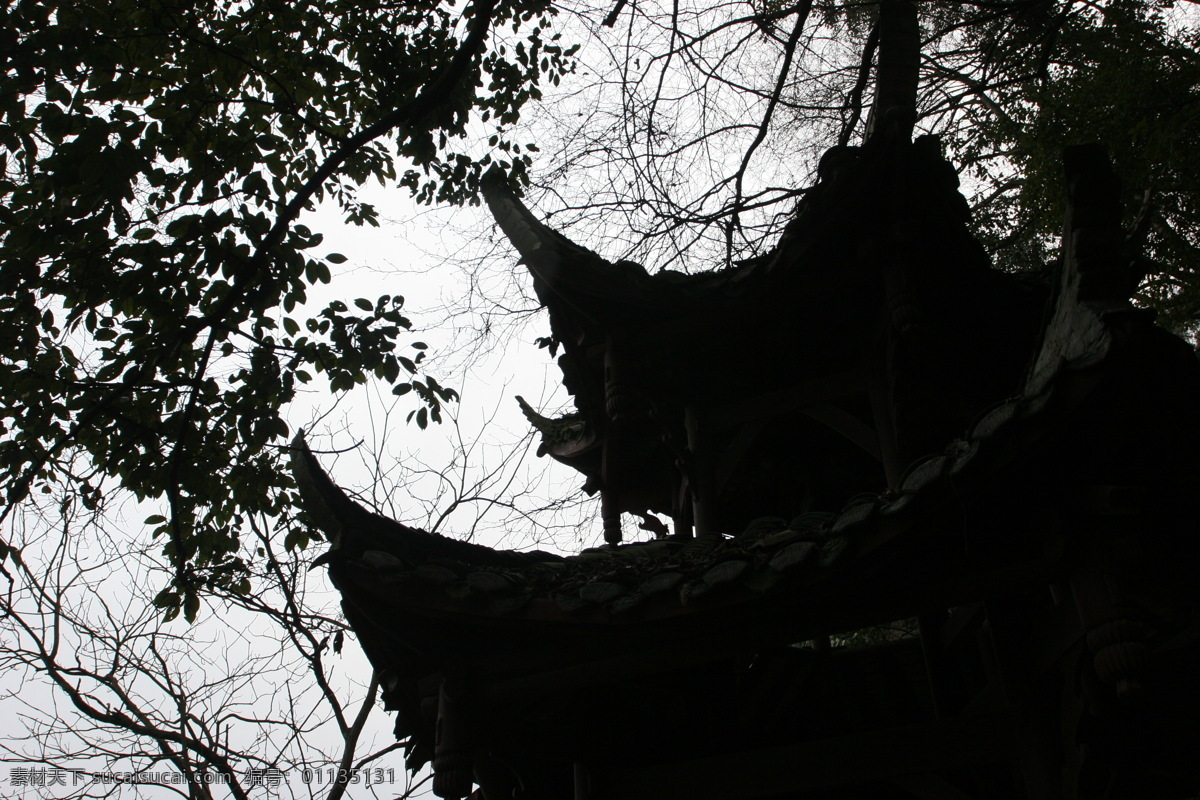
{"left": 463, "top": 556, "right": 1061, "bottom": 706}
{"left": 592, "top": 712, "right": 1018, "bottom": 800}
{"left": 707, "top": 370, "right": 867, "bottom": 430}
{"left": 801, "top": 401, "right": 882, "bottom": 459}
{"left": 891, "top": 772, "right": 976, "bottom": 800}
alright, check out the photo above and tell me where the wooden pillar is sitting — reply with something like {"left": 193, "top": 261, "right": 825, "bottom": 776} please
{"left": 672, "top": 479, "right": 694, "bottom": 539}
{"left": 574, "top": 763, "right": 596, "bottom": 800}
{"left": 866, "top": 336, "right": 903, "bottom": 489}
{"left": 433, "top": 678, "right": 473, "bottom": 799}
{"left": 684, "top": 406, "right": 716, "bottom": 536}
{"left": 1070, "top": 533, "right": 1149, "bottom": 703}
{"left": 603, "top": 339, "right": 638, "bottom": 422}
{"left": 600, "top": 490, "right": 622, "bottom": 546}
{"left": 916, "top": 609, "right": 951, "bottom": 719}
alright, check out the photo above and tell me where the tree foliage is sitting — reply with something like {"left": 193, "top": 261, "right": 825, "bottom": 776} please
{"left": 975, "top": 0, "right": 1200, "bottom": 329}
{"left": 0, "top": 0, "right": 575, "bottom": 617}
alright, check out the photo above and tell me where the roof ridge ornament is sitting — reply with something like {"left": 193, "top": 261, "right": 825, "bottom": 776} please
{"left": 1025, "top": 144, "right": 1147, "bottom": 395}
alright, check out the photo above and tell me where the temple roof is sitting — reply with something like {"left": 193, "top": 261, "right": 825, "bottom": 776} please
{"left": 294, "top": 281, "right": 1172, "bottom": 630}
{"left": 480, "top": 133, "right": 1053, "bottom": 535}
{"left": 293, "top": 143, "right": 1200, "bottom": 784}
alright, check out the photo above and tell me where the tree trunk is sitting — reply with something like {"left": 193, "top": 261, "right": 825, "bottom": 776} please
{"left": 867, "top": 0, "right": 920, "bottom": 139}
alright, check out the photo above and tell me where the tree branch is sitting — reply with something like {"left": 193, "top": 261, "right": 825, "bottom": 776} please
{"left": 325, "top": 671, "right": 381, "bottom": 800}
{"left": 839, "top": 20, "right": 880, "bottom": 147}
{"left": 729, "top": 0, "right": 814, "bottom": 263}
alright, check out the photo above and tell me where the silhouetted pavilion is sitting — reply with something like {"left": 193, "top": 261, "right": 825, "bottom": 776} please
{"left": 294, "top": 120, "right": 1200, "bottom": 799}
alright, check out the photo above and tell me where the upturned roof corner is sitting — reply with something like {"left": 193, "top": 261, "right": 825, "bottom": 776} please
{"left": 298, "top": 143, "right": 1200, "bottom": 800}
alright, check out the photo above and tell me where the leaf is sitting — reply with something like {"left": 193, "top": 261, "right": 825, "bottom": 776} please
{"left": 284, "top": 528, "right": 309, "bottom": 552}
{"left": 184, "top": 590, "right": 200, "bottom": 623}
{"left": 381, "top": 357, "right": 399, "bottom": 383}
{"left": 153, "top": 588, "right": 178, "bottom": 609}
{"left": 325, "top": 253, "right": 348, "bottom": 264}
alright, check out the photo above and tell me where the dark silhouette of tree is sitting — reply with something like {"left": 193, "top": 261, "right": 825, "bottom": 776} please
{"left": 0, "top": 0, "right": 576, "bottom": 617}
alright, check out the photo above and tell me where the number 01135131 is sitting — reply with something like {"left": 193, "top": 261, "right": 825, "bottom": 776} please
{"left": 301, "top": 767, "right": 397, "bottom": 786}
